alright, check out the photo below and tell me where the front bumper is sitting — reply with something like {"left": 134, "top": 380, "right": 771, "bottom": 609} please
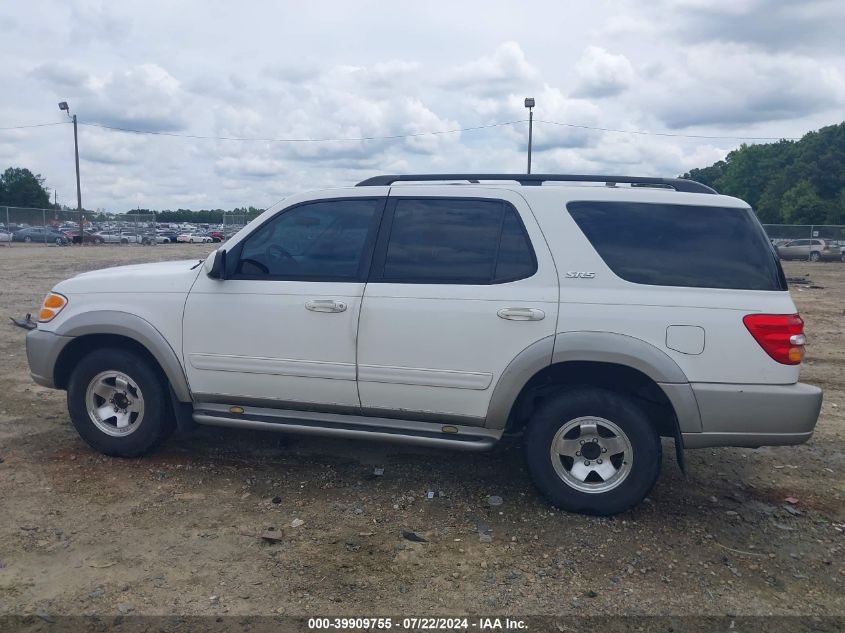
{"left": 682, "top": 382, "right": 822, "bottom": 448}
{"left": 26, "top": 328, "right": 73, "bottom": 389}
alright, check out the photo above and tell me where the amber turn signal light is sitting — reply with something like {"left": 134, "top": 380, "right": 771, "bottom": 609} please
{"left": 38, "top": 292, "right": 68, "bottom": 323}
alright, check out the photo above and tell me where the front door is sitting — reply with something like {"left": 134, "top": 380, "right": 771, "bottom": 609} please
{"left": 183, "top": 192, "right": 386, "bottom": 409}
{"left": 356, "top": 189, "right": 558, "bottom": 424}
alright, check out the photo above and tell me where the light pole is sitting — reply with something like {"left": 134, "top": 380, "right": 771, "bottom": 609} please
{"left": 58, "top": 101, "right": 83, "bottom": 244}
{"left": 524, "top": 97, "right": 535, "bottom": 174}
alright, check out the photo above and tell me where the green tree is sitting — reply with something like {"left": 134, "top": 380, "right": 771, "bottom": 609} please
{"left": 682, "top": 122, "right": 845, "bottom": 224}
{"left": 780, "top": 181, "right": 827, "bottom": 225}
{"left": 0, "top": 167, "right": 51, "bottom": 208}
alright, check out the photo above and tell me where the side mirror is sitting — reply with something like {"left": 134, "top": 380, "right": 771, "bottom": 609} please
{"left": 207, "top": 249, "right": 227, "bottom": 280}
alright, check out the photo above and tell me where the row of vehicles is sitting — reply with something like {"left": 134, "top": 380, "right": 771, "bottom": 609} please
{"left": 0, "top": 225, "right": 227, "bottom": 245}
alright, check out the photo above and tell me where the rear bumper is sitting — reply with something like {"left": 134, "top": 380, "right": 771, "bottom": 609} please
{"left": 682, "top": 382, "right": 822, "bottom": 448}
{"left": 26, "top": 328, "right": 73, "bottom": 389}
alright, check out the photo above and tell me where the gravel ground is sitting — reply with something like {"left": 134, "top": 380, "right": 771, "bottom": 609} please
{"left": 0, "top": 244, "right": 843, "bottom": 620}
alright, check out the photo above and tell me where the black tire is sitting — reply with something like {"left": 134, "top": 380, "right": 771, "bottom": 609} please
{"left": 24, "top": 235, "right": 32, "bottom": 243}
{"left": 67, "top": 348, "right": 175, "bottom": 457}
{"left": 524, "top": 387, "right": 661, "bottom": 516}
{"left": 809, "top": 251, "right": 820, "bottom": 262}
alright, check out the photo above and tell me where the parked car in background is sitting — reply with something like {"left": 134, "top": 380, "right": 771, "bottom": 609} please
{"left": 158, "top": 231, "right": 179, "bottom": 243}
{"left": 13, "top": 227, "right": 69, "bottom": 245}
{"left": 65, "top": 230, "right": 105, "bottom": 244}
{"left": 94, "top": 230, "right": 142, "bottom": 244}
{"left": 0, "top": 230, "right": 11, "bottom": 243}
{"left": 776, "top": 238, "right": 843, "bottom": 262}
{"left": 177, "top": 233, "right": 214, "bottom": 243}
{"left": 208, "top": 231, "right": 225, "bottom": 242}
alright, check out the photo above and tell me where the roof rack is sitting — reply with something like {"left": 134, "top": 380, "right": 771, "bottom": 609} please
{"left": 355, "top": 173, "right": 717, "bottom": 194}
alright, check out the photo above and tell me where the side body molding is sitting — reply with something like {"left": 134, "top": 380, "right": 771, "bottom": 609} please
{"left": 485, "top": 331, "right": 702, "bottom": 432}
{"left": 54, "top": 310, "right": 192, "bottom": 402}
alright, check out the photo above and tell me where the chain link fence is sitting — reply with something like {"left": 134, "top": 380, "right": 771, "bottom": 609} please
{"left": 762, "top": 224, "right": 845, "bottom": 264}
{"left": 222, "top": 212, "right": 248, "bottom": 240}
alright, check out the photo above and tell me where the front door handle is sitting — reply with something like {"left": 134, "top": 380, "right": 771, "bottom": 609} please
{"left": 497, "top": 307, "right": 545, "bottom": 321}
{"left": 305, "top": 299, "right": 347, "bottom": 313}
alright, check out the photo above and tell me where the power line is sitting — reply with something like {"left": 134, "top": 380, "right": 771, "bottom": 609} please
{"left": 2, "top": 117, "right": 802, "bottom": 142}
{"left": 77, "top": 120, "right": 526, "bottom": 142}
{"left": 534, "top": 119, "right": 800, "bottom": 141}
{"left": 0, "top": 121, "right": 68, "bottom": 131}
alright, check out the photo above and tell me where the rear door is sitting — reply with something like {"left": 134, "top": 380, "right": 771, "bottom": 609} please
{"left": 356, "top": 188, "right": 558, "bottom": 424}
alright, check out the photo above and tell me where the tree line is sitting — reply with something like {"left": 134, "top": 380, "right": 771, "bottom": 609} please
{"left": 683, "top": 122, "right": 845, "bottom": 225}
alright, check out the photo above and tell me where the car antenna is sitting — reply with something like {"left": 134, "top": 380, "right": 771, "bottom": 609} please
{"left": 190, "top": 259, "right": 204, "bottom": 270}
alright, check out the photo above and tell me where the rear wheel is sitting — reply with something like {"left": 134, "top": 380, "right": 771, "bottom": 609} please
{"left": 524, "top": 387, "right": 661, "bottom": 515}
{"left": 24, "top": 236, "right": 32, "bottom": 243}
{"left": 809, "top": 251, "right": 821, "bottom": 262}
{"left": 67, "top": 348, "right": 175, "bottom": 457}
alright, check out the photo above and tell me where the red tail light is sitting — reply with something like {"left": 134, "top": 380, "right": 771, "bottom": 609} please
{"left": 743, "top": 313, "right": 805, "bottom": 365}
{"left": 823, "top": 243, "right": 830, "bottom": 251}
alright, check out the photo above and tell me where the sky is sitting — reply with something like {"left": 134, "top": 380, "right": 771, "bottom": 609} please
{"left": 1, "top": 0, "right": 843, "bottom": 212}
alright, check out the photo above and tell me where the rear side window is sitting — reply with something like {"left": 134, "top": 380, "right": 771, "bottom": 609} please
{"left": 377, "top": 198, "right": 536, "bottom": 284}
{"left": 567, "top": 201, "right": 786, "bottom": 291}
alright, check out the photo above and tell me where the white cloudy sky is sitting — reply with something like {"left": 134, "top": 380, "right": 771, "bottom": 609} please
{"left": 1, "top": 0, "right": 843, "bottom": 211}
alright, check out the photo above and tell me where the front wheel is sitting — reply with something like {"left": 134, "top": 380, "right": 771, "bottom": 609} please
{"left": 67, "top": 348, "right": 175, "bottom": 457}
{"left": 524, "top": 387, "right": 661, "bottom": 516}
{"left": 809, "top": 251, "right": 821, "bottom": 262}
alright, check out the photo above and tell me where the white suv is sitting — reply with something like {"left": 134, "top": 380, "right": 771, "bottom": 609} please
{"left": 24, "top": 174, "right": 822, "bottom": 515}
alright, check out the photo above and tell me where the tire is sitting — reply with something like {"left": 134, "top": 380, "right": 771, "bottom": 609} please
{"left": 809, "top": 251, "right": 820, "bottom": 262}
{"left": 55, "top": 237, "right": 63, "bottom": 245}
{"left": 24, "top": 236, "right": 32, "bottom": 243}
{"left": 524, "top": 387, "right": 661, "bottom": 516}
{"left": 67, "top": 348, "right": 175, "bottom": 457}
{"left": 96, "top": 238, "right": 104, "bottom": 244}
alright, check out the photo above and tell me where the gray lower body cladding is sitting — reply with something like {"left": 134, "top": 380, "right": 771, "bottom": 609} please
{"left": 26, "top": 328, "right": 72, "bottom": 389}
{"left": 682, "top": 382, "right": 822, "bottom": 448}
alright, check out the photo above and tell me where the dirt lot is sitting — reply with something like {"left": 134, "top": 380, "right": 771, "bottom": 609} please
{"left": 0, "top": 244, "right": 843, "bottom": 621}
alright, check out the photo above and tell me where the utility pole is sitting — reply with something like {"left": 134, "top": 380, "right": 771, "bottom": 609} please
{"left": 59, "top": 102, "right": 83, "bottom": 244}
{"left": 524, "top": 97, "right": 535, "bottom": 174}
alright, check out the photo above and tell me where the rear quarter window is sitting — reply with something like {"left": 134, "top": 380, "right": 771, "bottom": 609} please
{"left": 566, "top": 201, "right": 786, "bottom": 291}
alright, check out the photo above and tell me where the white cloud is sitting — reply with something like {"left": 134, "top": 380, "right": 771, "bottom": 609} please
{"left": 642, "top": 43, "right": 845, "bottom": 128}
{"left": 573, "top": 46, "right": 635, "bottom": 98}
{"left": 0, "top": 1, "right": 841, "bottom": 210}
{"left": 440, "top": 42, "right": 540, "bottom": 97}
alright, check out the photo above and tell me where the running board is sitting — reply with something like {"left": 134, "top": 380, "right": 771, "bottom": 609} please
{"left": 192, "top": 403, "right": 502, "bottom": 451}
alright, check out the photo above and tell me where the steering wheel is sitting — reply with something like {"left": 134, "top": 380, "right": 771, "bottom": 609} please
{"left": 266, "top": 244, "right": 299, "bottom": 269}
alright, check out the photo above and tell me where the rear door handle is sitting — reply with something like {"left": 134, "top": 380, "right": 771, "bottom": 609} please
{"left": 497, "top": 307, "right": 545, "bottom": 321}
{"left": 305, "top": 299, "right": 347, "bottom": 313}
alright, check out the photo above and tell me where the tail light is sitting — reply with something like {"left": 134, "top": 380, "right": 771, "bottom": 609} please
{"left": 823, "top": 242, "right": 830, "bottom": 251}
{"left": 743, "top": 313, "right": 805, "bottom": 365}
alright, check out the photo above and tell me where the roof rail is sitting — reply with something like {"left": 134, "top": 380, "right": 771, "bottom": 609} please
{"left": 355, "top": 173, "right": 717, "bottom": 194}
